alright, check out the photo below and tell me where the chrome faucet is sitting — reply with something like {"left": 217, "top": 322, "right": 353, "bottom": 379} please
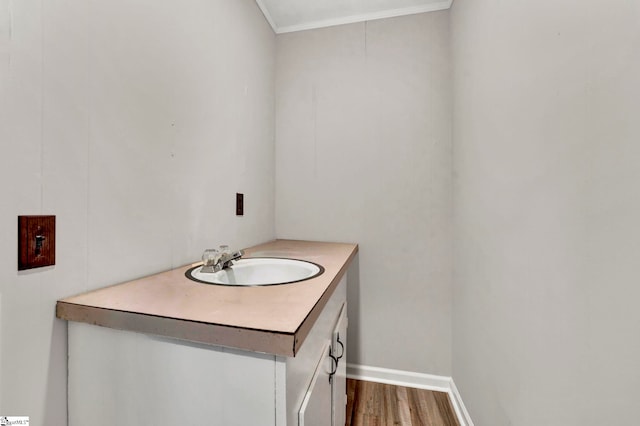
{"left": 201, "top": 245, "right": 244, "bottom": 273}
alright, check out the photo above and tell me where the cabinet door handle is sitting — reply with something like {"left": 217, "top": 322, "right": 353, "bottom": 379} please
{"left": 329, "top": 350, "right": 339, "bottom": 384}
{"left": 329, "top": 332, "right": 345, "bottom": 384}
{"left": 335, "top": 333, "right": 344, "bottom": 360}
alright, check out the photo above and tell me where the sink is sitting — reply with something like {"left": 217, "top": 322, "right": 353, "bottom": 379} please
{"left": 186, "top": 257, "right": 324, "bottom": 286}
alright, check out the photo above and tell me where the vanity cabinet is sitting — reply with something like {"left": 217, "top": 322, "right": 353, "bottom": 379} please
{"left": 67, "top": 276, "right": 348, "bottom": 426}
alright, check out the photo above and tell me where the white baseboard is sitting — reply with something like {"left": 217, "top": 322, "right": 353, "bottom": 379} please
{"left": 449, "top": 378, "right": 474, "bottom": 426}
{"left": 346, "top": 364, "right": 474, "bottom": 426}
{"left": 346, "top": 364, "right": 451, "bottom": 392}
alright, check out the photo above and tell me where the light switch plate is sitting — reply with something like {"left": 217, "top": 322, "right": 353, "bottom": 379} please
{"left": 18, "top": 215, "right": 56, "bottom": 270}
{"left": 236, "top": 193, "right": 244, "bottom": 216}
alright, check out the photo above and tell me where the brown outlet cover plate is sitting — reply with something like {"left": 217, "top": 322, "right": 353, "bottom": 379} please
{"left": 18, "top": 215, "right": 56, "bottom": 271}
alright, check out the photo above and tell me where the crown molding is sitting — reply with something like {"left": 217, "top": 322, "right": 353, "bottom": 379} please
{"left": 256, "top": 0, "right": 453, "bottom": 35}
{"left": 255, "top": 0, "right": 277, "bottom": 33}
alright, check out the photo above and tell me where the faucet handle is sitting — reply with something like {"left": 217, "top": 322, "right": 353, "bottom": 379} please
{"left": 202, "top": 248, "right": 220, "bottom": 266}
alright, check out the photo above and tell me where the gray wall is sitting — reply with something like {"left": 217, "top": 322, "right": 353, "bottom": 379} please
{"left": 451, "top": 1, "right": 640, "bottom": 424}
{"left": 275, "top": 12, "right": 453, "bottom": 375}
{"left": 0, "top": 0, "right": 275, "bottom": 424}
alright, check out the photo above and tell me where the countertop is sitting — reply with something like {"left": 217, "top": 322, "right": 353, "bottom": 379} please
{"left": 56, "top": 239, "right": 358, "bottom": 357}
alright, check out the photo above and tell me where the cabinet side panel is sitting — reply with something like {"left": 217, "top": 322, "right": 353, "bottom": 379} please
{"left": 286, "top": 277, "right": 347, "bottom": 426}
{"left": 68, "top": 322, "right": 276, "bottom": 426}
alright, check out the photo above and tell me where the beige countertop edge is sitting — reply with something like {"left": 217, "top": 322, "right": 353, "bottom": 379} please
{"left": 56, "top": 240, "right": 359, "bottom": 357}
{"left": 56, "top": 302, "right": 297, "bottom": 356}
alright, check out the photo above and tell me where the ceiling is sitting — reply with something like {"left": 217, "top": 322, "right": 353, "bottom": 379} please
{"left": 256, "top": 0, "right": 453, "bottom": 34}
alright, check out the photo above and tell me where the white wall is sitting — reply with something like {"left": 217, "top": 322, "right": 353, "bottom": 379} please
{"left": 451, "top": 1, "right": 640, "bottom": 424}
{"left": 0, "top": 0, "right": 275, "bottom": 423}
{"left": 275, "top": 12, "right": 452, "bottom": 375}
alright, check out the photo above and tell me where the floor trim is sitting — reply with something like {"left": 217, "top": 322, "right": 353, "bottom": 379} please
{"left": 346, "top": 364, "right": 474, "bottom": 426}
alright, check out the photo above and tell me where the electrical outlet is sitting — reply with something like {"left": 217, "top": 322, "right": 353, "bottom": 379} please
{"left": 18, "top": 215, "right": 56, "bottom": 270}
{"left": 236, "top": 193, "right": 244, "bottom": 216}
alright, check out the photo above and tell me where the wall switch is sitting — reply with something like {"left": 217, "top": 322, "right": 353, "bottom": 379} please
{"left": 18, "top": 215, "right": 56, "bottom": 270}
{"left": 236, "top": 193, "right": 244, "bottom": 216}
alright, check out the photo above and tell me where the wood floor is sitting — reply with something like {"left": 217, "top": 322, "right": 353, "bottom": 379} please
{"left": 346, "top": 379, "right": 460, "bottom": 426}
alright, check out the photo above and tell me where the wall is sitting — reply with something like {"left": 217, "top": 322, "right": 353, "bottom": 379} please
{"left": 0, "top": 0, "right": 275, "bottom": 423}
{"left": 275, "top": 12, "right": 452, "bottom": 375}
{"left": 451, "top": 1, "right": 640, "bottom": 424}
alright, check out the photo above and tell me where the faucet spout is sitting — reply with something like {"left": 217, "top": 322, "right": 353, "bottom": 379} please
{"left": 219, "top": 249, "right": 244, "bottom": 270}
{"left": 200, "top": 247, "right": 244, "bottom": 273}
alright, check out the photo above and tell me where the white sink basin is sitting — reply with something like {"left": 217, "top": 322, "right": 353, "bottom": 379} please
{"left": 186, "top": 258, "right": 324, "bottom": 286}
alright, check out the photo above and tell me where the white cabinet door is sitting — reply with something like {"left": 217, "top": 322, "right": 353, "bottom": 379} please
{"left": 299, "top": 342, "right": 332, "bottom": 426}
{"left": 331, "top": 303, "right": 348, "bottom": 426}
